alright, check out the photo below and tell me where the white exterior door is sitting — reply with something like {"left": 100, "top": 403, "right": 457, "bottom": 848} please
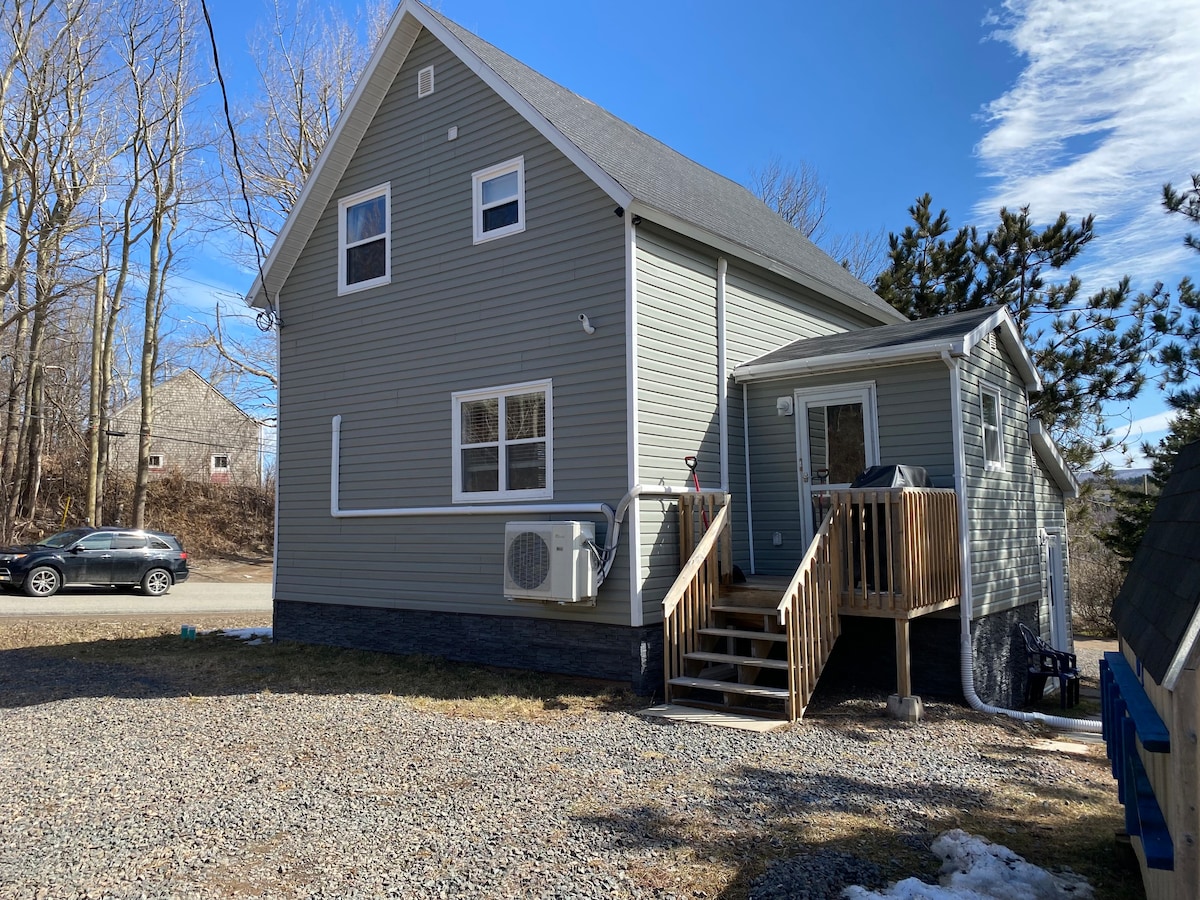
{"left": 795, "top": 384, "right": 879, "bottom": 547}
{"left": 1045, "top": 531, "right": 1069, "bottom": 648}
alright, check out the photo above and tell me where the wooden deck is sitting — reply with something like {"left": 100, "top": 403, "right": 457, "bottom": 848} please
{"left": 662, "top": 489, "right": 961, "bottom": 722}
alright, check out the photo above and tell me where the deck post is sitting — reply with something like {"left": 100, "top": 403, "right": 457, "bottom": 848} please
{"left": 887, "top": 618, "right": 924, "bottom": 723}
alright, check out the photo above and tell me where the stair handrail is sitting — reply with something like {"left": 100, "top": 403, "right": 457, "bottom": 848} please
{"left": 662, "top": 498, "right": 732, "bottom": 701}
{"left": 775, "top": 504, "right": 843, "bottom": 721}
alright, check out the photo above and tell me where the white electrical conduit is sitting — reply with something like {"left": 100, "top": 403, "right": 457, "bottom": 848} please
{"left": 940, "top": 355, "right": 1101, "bottom": 733}
{"left": 329, "top": 416, "right": 706, "bottom": 587}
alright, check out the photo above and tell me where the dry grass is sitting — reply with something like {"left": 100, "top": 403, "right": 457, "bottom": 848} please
{"left": 0, "top": 618, "right": 1146, "bottom": 899}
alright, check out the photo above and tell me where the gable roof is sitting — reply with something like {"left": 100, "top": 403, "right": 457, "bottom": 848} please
{"left": 111, "top": 368, "right": 256, "bottom": 425}
{"left": 1112, "top": 439, "right": 1200, "bottom": 688}
{"left": 246, "top": 0, "right": 904, "bottom": 327}
{"left": 732, "top": 305, "right": 1040, "bottom": 389}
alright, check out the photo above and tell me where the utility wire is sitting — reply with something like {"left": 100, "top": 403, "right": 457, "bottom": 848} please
{"left": 199, "top": 0, "right": 280, "bottom": 332}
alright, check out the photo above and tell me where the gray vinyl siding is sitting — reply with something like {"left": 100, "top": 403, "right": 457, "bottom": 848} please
{"left": 958, "top": 341, "right": 1041, "bottom": 618}
{"left": 741, "top": 361, "right": 954, "bottom": 576}
{"left": 275, "top": 28, "right": 630, "bottom": 624}
{"left": 1032, "top": 454, "right": 1072, "bottom": 644}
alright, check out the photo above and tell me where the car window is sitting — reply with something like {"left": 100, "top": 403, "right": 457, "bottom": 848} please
{"left": 148, "top": 537, "right": 172, "bottom": 550}
{"left": 112, "top": 533, "right": 148, "bottom": 550}
{"left": 39, "top": 529, "right": 92, "bottom": 548}
{"left": 75, "top": 533, "right": 113, "bottom": 550}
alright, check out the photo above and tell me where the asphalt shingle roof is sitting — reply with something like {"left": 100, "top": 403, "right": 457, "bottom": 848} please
{"left": 1112, "top": 439, "right": 1200, "bottom": 685}
{"left": 737, "top": 306, "right": 1000, "bottom": 369}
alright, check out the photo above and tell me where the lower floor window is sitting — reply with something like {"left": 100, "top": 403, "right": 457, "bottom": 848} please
{"left": 211, "top": 454, "right": 230, "bottom": 472}
{"left": 453, "top": 380, "right": 551, "bottom": 501}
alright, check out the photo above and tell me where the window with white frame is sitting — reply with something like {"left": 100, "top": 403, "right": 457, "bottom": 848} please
{"left": 211, "top": 453, "right": 230, "bottom": 473}
{"left": 981, "top": 388, "right": 1004, "bottom": 470}
{"left": 148, "top": 453, "right": 163, "bottom": 470}
{"left": 453, "top": 380, "right": 551, "bottom": 501}
{"left": 338, "top": 184, "right": 390, "bottom": 293}
{"left": 472, "top": 157, "right": 525, "bottom": 244}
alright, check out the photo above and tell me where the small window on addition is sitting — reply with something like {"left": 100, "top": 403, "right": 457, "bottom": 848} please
{"left": 981, "top": 388, "right": 1004, "bottom": 470}
{"left": 211, "top": 453, "right": 230, "bottom": 484}
{"left": 472, "top": 157, "right": 524, "bottom": 244}
{"left": 148, "top": 454, "right": 163, "bottom": 470}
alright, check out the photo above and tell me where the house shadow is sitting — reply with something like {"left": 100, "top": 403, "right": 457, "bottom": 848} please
{"left": 0, "top": 632, "right": 641, "bottom": 712}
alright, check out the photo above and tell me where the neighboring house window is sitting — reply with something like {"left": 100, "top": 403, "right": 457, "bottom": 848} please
{"left": 981, "top": 388, "right": 1004, "bottom": 470}
{"left": 148, "top": 454, "right": 163, "bottom": 470}
{"left": 472, "top": 157, "right": 525, "bottom": 244}
{"left": 338, "top": 184, "right": 390, "bottom": 294}
{"left": 452, "top": 380, "right": 551, "bottom": 501}
{"left": 211, "top": 454, "right": 230, "bottom": 473}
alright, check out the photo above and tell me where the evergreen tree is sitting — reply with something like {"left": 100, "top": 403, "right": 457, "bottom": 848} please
{"left": 1103, "top": 406, "right": 1200, "bottom": 564}
{"left": 875, "top": 196, "right": 1164, "bottom": 469}
{"left": 1162, "top": 173, "right": 1200, "bottom": 254}
{"left": 1153, "top": 175, "right": 1200, "bottom": 408}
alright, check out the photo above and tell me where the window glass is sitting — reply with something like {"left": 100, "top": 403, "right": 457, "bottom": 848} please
{"left": 212, "top": 455, "right": 229, "bottom": 470}
{"left": 113, "top": 533, "right": 148, "bottom": 550}
{"left": 339, "top": 185, "right": 390, "bottom": 291}
{"left": 453, "top": 381, "right": 550, "bottom": 500}
{"left": 76, "top": 533, "right": 113, "bottom": 550}
{"left": 472, "top": 158, "right": 524, "bottom": 243}
{"left": 149, "top": 537, "right": 171, "bottom": 550}
{"left": 481, "top": 171, "right": 518, "bottom": 206}
{"left": 982, "top": 390, "right": 1003, "bottom": 469}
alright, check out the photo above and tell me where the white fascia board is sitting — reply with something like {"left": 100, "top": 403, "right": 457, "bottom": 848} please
{"left": 961, "top": 307, "right": 1042, "bottom": 392}
{"left": 416, "top": 11, "right": 633, "bottom": 212}
{"left": 247, "top": 5, "right": 422, "bottom": 309}
{"left": 1164, "top": 607, "right": 1200, "bottom": 691}
{"left": 1029, "top": 419, "right": 1079, "bottom": 498}
{"left": 732, "top": 340, "right": 963, "bottom": 384}
{"left": 628, "top": 202, "right": 906, "bottom": 327}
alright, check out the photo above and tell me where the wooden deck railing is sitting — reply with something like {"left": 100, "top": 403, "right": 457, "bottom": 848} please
{"left": 777, "top": 504, "right": 844, "bottom": 720}
{"left": 663, "top": 494, "right": 732, "bottom": 700}
{"left": 831, "top": 487, "right": 960, "bottom": 617}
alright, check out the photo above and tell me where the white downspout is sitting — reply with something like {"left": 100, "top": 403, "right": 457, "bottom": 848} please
{"left": 743, "top": 382, "right": 755, "bottom": 575}
{"left": 717, "top": 258, "right": 729, "bottom": 490}
{"left": 942, "top": 352, "right": 1099, "bottom": 732}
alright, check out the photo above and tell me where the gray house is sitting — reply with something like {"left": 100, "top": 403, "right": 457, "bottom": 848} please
{"left": 109, "top": 369, "right": 261, "bottom": 486}
{"left": 248, "top": 0, "right": 1077, "bottom": 718}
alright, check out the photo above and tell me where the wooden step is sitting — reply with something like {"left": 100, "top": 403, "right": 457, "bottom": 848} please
{"left": 698, "top": 627, "right": 788, "bottom": 642}
{"left": 685, "top": 651, "right": 788, "bottom": 669}
{"left": 711, "top": 604, "right": 781, "bottom": 616}
{"left": 668, "top": 676, "right": 789, "bottom": 700}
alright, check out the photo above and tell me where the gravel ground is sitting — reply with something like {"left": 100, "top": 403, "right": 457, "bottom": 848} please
{"left": 0, "top": 633, "right": 1115, "bottom": 900}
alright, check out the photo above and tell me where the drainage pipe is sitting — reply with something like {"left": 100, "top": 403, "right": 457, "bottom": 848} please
{"left": 940, "top": 353, "right": 1100, "bottom": 733}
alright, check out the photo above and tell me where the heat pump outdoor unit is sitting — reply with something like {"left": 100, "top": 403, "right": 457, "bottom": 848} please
{"left": 503, "top": 521, "right": 597, "bottom": 603}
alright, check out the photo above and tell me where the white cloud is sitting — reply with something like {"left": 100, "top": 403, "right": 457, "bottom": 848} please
{"left": 975, "top": 0, "right": 1200, "bottom": 290}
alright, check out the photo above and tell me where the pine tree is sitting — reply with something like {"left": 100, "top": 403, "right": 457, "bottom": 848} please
{"left": 875, "top": 197, "right": 1164, "bottom": 469}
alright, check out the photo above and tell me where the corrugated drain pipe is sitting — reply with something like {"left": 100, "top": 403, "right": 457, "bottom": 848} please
{"left": 941, "top": 352, "right": 1101, "bottom": 733}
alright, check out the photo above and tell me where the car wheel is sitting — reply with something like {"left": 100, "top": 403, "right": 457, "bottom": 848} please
{"left": 141, "top": 568, "right": 172, "bottom": 596}
{"left": 24, "top": 566, "right": 61, "bottom": 598}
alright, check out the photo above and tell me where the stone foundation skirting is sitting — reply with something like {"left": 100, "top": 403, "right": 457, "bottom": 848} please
{"left": 273, "top": 600, "right": 664, "bottom": 696}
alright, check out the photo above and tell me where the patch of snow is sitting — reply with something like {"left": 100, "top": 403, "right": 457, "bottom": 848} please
{"left": 220, "top": 626, "right": 273, "bottom": 646}
{"left": 843, "top": 830, "right": 1094, "bottom": 899}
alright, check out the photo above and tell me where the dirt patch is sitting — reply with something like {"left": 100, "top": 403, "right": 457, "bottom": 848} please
{"left": 186, "top": 555, "right": 273, "bottom": 583}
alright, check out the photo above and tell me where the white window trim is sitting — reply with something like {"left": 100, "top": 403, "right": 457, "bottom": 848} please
{"left": 472, "top": 157, "right": 525, "bottom": 245}
{"left": 211, "top": 453, "right": 230, "bottom": 473}
{"left": 452, "top": 378, "right": 552, "bottom": 502}
{"left": 338, "top": 183, "right": 391, "bottom": 295}
{"left": 148, "top": 454, "right": 163, "bottom": 470}
{"left": 981, "top": 387, "right": 1005, "bottom": 471}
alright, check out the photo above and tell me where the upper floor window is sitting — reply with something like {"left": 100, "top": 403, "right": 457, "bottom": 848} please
{"left": 981, "top": 388, "right": 1004, "bottom": 471}
{"left": 452, "top": 379, "right": 551, "bottom": 501}
{"left": 472, "top": 157, "right": 525, "bottom": 244}
{"left": 338, "top": 184, "right": 390, "bottom": 294}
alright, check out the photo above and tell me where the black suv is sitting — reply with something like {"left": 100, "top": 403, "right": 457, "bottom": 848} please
{"left": 0, "top": 527, "right": 190, "bottom": 598}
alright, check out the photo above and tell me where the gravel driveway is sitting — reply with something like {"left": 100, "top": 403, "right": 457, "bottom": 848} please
{"left": 0, "top": 629, "right": 1119, "bottom": 900}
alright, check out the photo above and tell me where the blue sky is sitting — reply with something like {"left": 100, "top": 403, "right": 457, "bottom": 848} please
{"left": 198, "top": 0, "right": 1200, "bottom": 463}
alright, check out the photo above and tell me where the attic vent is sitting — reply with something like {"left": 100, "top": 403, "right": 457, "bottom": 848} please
{"left": 987, "top": 330, "right": 998, "bottom": 351}
{"left": 417, "top": 65, "right": 434, "bottom": 98}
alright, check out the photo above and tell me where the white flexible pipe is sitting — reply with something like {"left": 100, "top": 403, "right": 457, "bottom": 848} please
{"left": 940, "top": 355, "right": 1100, "bottom": 733}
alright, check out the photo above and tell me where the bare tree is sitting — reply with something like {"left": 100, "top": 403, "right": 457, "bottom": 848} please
{"left": 749, "top": 155, "right": 888, "bottom": 283}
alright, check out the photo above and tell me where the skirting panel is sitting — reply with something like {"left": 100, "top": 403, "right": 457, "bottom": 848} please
{"left": 273, "top": 600, "right": 664, "bottom": 695}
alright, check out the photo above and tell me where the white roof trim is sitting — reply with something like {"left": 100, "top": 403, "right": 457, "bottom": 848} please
{"left": 247, "top": 0, "right": 631, "bottom": 309}
{"left": 733, "top": 338, "right": 965, "bottom": 383}
{"left": 1164, "top": 602, "right": 1200, "bottom": 691}
{"left": 1029, "top": 419, "right": 1079, "bottom": 498}
{"left": 630, "top": 202, "right": 905, "bottom": 327}
{"left": 961, "top": 307, "right": 1041, "bottom": 392}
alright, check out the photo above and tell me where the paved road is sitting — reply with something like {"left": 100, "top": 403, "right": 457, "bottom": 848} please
{"left": 0, "top": 580, "right": 272, "bottom": 617}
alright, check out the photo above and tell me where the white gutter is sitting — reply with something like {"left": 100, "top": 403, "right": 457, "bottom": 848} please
{"left": 734, "top": 340, "right": 966, "bottom": 384}
{"left": 626, "top": 215, "right": 642, "bottom": 626}
{"left": 743, "top": 382, "right": 755, "bottom": 575}
{"left": 941, "top": 354, "right": 1100, "bottom": 733}
{"left": 717, "top": 257, "right": 729, "bottom": 489}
